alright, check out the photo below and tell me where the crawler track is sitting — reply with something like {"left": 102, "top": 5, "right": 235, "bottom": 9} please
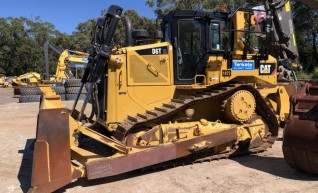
{"left": 115, "top": 83, "right": 279, "bottom": 154}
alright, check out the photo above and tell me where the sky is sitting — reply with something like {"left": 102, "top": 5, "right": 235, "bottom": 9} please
{"left": 0, "top": 0, "right": 156, "bottom": 34}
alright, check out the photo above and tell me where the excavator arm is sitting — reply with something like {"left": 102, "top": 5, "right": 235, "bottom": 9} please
{"left": 260, "top": 0, "right": 300, "bottom": 81}
{"left": 43, "top": 40, "right": 63, "bottom": 80}
{"left": 54, "top": 49, "right": 89, "bottom": 82}
{"left": 235, "top": 0, "right": 302, "bottom": 81}
{"left": 43, "top": 40, "right": 89, "bottom": 82}
{"left": 267, "top": 0, "right": 317, "bottom": 79}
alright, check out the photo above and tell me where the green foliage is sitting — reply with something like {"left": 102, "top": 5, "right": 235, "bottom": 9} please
{"left": 69, "top": 20, "right": 94, "bottom": 51}
{"left": 0, "top": 8, "right": 156, "bottom": 77}
{"left": 0, "top": 16, "right": 69, "bottom": 76}
{"left": 311, "top": 68, "right": 318, "bottom": 80}
{"left": 0, "top": 67, "right": 5, "bottom": 74}
{"left": 292, "top": 1, "right": 318, "bottom": 72}
{"left": 0, "top": 1, "right": 316, "bottom": 78}
{"left": 145, "top": 0, "right": 261, "bottom": 17}
{"left": 113, "top": 10, "right": 157, "bottom": 47}
{"left": 297, "top": 67, "right": 318, "bottom": 80}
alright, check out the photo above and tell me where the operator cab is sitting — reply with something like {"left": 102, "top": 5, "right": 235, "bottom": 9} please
{"left": 162, "top": 10, "right": 230, "bottom": 85}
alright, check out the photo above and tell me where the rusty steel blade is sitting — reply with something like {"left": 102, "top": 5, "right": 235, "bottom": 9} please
{"left": 28, "top": 108, "right": 73, "bottom": 193}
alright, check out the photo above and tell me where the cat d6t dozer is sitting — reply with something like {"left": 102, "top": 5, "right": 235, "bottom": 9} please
{"left": 29, "top": 4, "right": 294, "bottom": 192}
{"left": 283, "top": 81, "right": 318, "bottom": 173}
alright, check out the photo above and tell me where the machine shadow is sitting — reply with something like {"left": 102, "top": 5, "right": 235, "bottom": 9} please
{"left": 18, "top": 137, "right": 318, "bottom": 192}
{"left": 17, "top": 138, "right": 318, "bottom": 193}
{"left": 232, "top": 154, "right": 318, "bottom": 181}
{"left": 56, "top": 154, "right": 318, "bottom": 192}
{"left": 58, "top": 154, "right": 318, "bottom": 192}
{"left": 55, "top": 168, "right": 155, "bottom": 192}
{"left": 17, "top": 138, "right": 35, "bottom": 193}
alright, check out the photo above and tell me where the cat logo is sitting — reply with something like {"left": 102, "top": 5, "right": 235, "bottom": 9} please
{"left": 259, "top": 64, "right": 275, "bottom": 75}
{"left": 260, "top": 64, "right": 271, "bottom": 73}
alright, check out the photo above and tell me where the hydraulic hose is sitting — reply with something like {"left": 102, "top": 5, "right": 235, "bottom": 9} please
{"left": 77, "top": 5, "right": 123, "bottom": 122}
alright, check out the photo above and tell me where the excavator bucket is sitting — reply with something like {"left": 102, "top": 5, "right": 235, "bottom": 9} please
{"left": 28, "top": 86, "right": 81, "bottom": 193}
{"left": 283, "top": 81, "right": 318, "bottom": 174}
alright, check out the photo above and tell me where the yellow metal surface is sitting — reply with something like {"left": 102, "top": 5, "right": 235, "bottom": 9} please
{"left": 246, "top": 116, "right": 268, "bottom": 144}
{"left": 125, "top": 119, "right": 236, "bottom": 147}
{"left": 38, "top": 85, "right": 66, "bottom": 109}
{"left": 126, "top": 42, "right": 172, "bottom": 86}
{"left": 285, "top": 1, "right": 291, "bottom": 12}
{"left": 223, "top": 90, "right": 256, "bottom": 122}
{"left": 292, "top": 34, "right": 296, "bottom": 46}
{"left": 206, "top": 55, "right": 277, "bottom": 86}
{"left": 106, "top": 43, "right": 176, "bottom": 125}
{"left": 3, "top": 81, "right": 11, "bottom": 88}
{"left": 0, "top": 74, "right": 6, "bottom": 85}
{"left": 11, "top": 72, "right": 41, "bottom": 86}
{"left": 258, "top": 86, "right": 290, "bottom": 122}
{"left": 125, "top": 118, "right": 268, "bottom": 151}
{"left": 232, "top": 11, "right": 256, "bottom": 54}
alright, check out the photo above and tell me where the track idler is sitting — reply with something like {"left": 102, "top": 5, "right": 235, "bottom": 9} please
{"left": 283, "top": 81, "right": 318, "bottom": 174}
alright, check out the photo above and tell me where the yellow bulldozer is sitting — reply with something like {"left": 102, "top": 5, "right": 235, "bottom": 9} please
{"left": 28, "top": 1, "right": 317, "bottom": 192}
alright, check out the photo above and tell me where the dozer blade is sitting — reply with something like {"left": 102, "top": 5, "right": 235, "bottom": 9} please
{"left": 28, "top": 86, "right": 78, "bottom": 193}
{"left": 283, "top": 81, "right": 318, "bottom": 174}
{"left": 28, "top": 107, "right": 74, "bottom": 193}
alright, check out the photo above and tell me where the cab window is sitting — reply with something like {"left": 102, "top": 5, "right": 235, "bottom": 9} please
{"left": 210, "top": 21, "right": 230, "bottom": 51}
{"left": 177, "top": 19, "right": 201, "bottom": 80}
{"left": 211, "top": 23, "right": 221, "bottom": 50}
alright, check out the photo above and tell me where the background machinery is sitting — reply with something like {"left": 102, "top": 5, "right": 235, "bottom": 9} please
{"left": 11, "top": 72, "right": 41, "bottom": 87}
{"left": 263, "top": 0, "right": 301, "bottom": 82}
{"left": 11, "top": 72, "right": 42, "bottom": 95}
{"left": 282, "top": 0, "right": 318, "bottom": 175}
{"left": 0, "top": 73, "right": 7, "bottom": 87}
{"left": 43, "top": 40, "right": 89, "bottom": 83}
{"left": 50, "top": 49, "right": 89, "bottom": 82}
{"left": 28, "top": 1, "right": 317, "bottom": 192}
{"left": 18, "top": 42, "right": 89, "bottom": 103}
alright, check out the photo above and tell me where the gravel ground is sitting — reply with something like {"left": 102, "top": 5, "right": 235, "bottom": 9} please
{"left": 0, "top": 87, "right": 317, "bottom": 193}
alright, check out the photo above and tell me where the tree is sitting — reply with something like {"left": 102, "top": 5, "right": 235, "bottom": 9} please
{"left": 69, "top": 20, "right": 94, "bottom": 51}
{"left": 0, "top": 16, "right": 69, "bottom": 76}
{"left": 67, "top": 9, "right": 156, "bottom": 50}
{"left": 114, "top": 10, "right": 156, "bottom": 46}
{"left": 146, "top": 0, "right": 262, "bottom": 18}
{"left": 292, "top": 1, "right": 318, "bottom": 72}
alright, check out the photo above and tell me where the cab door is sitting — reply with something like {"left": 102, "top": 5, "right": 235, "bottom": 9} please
{"left": 172, "top": 19, "right": 205, "bottom": 85}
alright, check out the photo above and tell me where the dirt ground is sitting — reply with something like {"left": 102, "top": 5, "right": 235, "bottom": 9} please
{"left": 0, "top": 87, "right": 317, "bottom": 193}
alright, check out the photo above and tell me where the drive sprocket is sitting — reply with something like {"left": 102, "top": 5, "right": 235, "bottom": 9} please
{"left": 223, "top": 90, "right": 256, "bottom": 123}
